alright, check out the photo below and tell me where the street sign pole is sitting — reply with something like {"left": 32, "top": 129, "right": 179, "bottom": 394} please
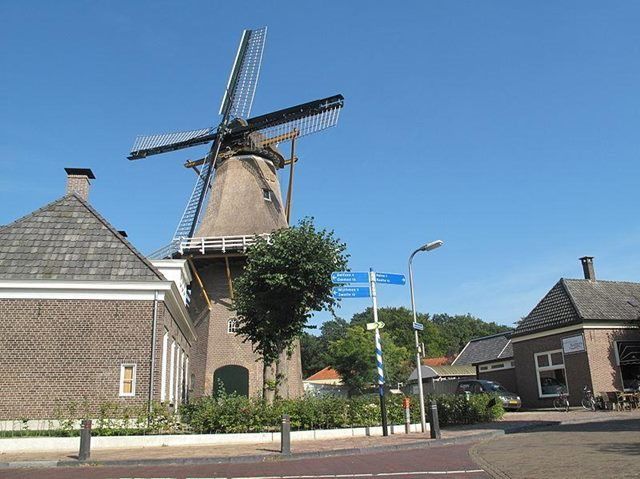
{"left": 369, "top": 268, "right": 388, "bottom": 437}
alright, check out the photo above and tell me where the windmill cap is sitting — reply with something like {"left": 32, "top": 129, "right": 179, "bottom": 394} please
{"left": 64, "top": 168, "right": 96, "bottom": 179}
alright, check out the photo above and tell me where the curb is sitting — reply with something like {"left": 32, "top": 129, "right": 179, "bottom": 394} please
{"left": 0, "top": 430, "right": 505, "bottom": 469}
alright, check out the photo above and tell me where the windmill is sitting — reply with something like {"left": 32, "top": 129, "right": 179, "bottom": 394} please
{"left": 129, "top": 27, "right": 344, "bottom": 259}
{"left": 128, "top": 27, "right": 344, "bottom": 399}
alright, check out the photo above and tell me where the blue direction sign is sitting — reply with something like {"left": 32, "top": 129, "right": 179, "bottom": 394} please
{"left": 374, "top": 272, "right": 406, "bottom": 285}
{"left": 332, "top": 286, "right": 371, "bottom": 298}
{"left": 331, "top": 271, "right": 370, "bottom": 284}
{"left": 413, "top": 322, "right": 424, "bottom": 331}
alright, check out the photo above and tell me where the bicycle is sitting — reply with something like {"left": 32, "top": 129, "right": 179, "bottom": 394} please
{"left": 553, "top": 388, "right": 570, "bottom": 412}
{"left": 581, "top": 385, "right": 596, "bottom": 411}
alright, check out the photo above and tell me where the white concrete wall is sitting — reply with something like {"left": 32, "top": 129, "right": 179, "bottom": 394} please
{"left": 0, "top": 423, "right": 428, "bottom": 453}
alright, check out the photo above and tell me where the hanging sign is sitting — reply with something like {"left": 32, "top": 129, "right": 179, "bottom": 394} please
{"left": 562, "top": 335, "right": 585, "bottom": 354}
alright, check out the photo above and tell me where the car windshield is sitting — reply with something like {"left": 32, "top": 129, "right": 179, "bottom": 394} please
{"left": 484, "top": 382, "right": 508, "bottom": 393}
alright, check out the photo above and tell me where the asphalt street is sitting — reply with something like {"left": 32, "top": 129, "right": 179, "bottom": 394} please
{"left": 0, "top": 443, "right": 487, "bottom": 479}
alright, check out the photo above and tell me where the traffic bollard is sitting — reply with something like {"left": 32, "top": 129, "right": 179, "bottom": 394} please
{"left": 403, "top": 396, "right": 411, "bottom": 434}
{"left": 429, "top": 401, "right": 441, "bottom": 439}
{"left": 281, "top": 414, "right": 291, "bottom": 455}
{"left": 78, "top": 419, "right": 92, "bottom": 461}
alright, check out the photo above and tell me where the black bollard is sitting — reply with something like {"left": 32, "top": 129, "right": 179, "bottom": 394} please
{"left": 281, "top": 414, "right": 291, "bottom": 455}
{"left": 429, "top": 401, "right": 441, "bottom": 439}
{"left": 78, "top": 419, "right": 92, "bottom": 461}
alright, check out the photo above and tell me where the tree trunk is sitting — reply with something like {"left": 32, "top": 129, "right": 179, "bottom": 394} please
{"left": 263, "top": 360, "right": 275, "bottom": 404}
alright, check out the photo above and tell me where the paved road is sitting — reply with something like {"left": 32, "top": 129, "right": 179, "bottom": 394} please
{"left": 0, "top": 443, "right": 487, "bottom": 479}
{"left": 472, "top": 417, "right": 640, "bottom": 479}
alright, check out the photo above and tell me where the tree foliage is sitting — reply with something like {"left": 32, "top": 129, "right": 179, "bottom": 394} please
{"left": 304, "top": 307, "right": 510, "bottom": 393}
{"left": 233, "top": 218, "right": 348, "bottom": 396}
{"left": 328, "top": 326, "right": 410, "bottom": 396}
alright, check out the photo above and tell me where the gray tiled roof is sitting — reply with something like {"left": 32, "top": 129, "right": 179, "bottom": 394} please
{"left": 0, "top": 194, "right": 163, "bottom": 281}
{"left": 452, "top": 331, "right": 513, "bottom": 365}
{"left": 513, "top": 278, "right": 640, "bottom": 336}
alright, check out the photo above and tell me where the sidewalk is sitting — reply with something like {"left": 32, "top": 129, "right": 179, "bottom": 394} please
{"left": 1, "top": 409, "right": 636, "bottom": 468}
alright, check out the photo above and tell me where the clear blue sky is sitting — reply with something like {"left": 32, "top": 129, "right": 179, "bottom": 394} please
{"left": 2, "top": 1, "right": 640, "bottom": 330}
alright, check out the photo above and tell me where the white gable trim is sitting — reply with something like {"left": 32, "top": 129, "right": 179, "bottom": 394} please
{"left": 0, "top": 279, "right": 196, "bottom": 343}
{"left": 511, "top": 322, "right": 637, "bottom": 343}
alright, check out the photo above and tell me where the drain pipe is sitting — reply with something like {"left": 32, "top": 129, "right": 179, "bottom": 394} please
{"left": 148, "top": 290, "right": 159, "bottom": 417}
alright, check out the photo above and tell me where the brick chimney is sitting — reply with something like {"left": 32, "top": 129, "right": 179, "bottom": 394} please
{"left": 64, "top": 168, "right": 95, "bottom": 201}
{"left": 580, "top": 256, "right": 596, "bottom": 281}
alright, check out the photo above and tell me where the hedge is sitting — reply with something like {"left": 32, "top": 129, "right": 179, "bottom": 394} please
{"left": 179, "top": 393, "right": 504, "bottom": 434}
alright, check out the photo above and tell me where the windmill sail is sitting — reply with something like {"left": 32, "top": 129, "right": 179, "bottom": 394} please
{"left": 128, "top": 128, "right": 216, "bottom": 160}
{"left": 243, "top": 95, "right": 344, "bottom": 147}
{"left": 173, "top": 161, "right": 212, "bottom": 241}
{"left": 219, "top": 27, "right": 267, "bottom": 121}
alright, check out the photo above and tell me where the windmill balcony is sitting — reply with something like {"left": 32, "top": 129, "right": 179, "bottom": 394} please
{"left": 149, "top": 234, "right": 271, "bottom": 260}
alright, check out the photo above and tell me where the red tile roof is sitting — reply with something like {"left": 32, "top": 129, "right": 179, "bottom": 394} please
{"left": 305, "top": 366, "right": 342, "bottom": 381}
{"left": 422, "top": 356, "right": 453, "bottom": 367}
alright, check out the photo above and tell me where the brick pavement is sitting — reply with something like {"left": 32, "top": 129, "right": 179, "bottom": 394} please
{"left": 472, "top": 412, "right": 640, "bottom": 479}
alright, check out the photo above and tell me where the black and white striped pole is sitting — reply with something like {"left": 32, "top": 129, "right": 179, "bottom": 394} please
{"left": 369, "top": 269, "right": 389, "bottom": 437}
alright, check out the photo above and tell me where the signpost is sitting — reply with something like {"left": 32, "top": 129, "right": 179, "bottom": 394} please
{"left": 412, "top": 322, "right": 424, "bottom": 331}
{"left": 331, "top": 269, "right": 406, "bottom": 437}
{"left": 366, "top": 321, "right": 385, "bottom": 330}
{"left": 331, "top": 286, "right": 371, "bottom": 298}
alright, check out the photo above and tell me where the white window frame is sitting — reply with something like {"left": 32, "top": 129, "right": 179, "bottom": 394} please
{"left": 534, "top": 349, "right": 567, "bottom": 398}
{"left": 160, "top": 329, "right": 169, "bottom": 401}
{"left": 228, "top": 318, "right": 239, "bottom": 334}
{"left": 119, "top": 363, "right": 137, "bottom": 397}
{"left": 169, "top": 340, "right": 176, "bottom": 403}
{"left": 262, "top": 189, "right": 272, "bottom": 201}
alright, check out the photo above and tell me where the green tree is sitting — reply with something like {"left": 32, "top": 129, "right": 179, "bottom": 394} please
{"left": 233, "top": 218, "right": 348, "bottom": 400}
{"left": 328, "top": 325, "right": 410, "bottom": 396}
{"left": 350, "top": 307, "right": 449, "bottom": 358}
{"left": 431, "top": 313, "right": 510, "bottom": 356}
{"left": 301, "top": 318, "right": 349, "bottom": 378}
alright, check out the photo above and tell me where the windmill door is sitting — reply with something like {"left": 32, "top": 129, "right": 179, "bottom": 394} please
{"left": 213, "top": 365, "right": 249, "bottom": 397}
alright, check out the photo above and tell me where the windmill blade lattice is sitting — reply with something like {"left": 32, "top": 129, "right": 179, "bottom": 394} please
{"left": 129, "top": 127, "right": 216, "bottom": 160}
{"left": 173, "top": 161, "right": 213, "bottom": 241}
{"left": 243, "top": 95, "right": 344, "bottom": 148}
{"left": 219, "top": 27, "right": 267, "bottom": 121}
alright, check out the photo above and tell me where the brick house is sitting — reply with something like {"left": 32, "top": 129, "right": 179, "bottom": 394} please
{"left": 0, "top": 169, "right": 196, "bottom": 420}
{"left": 511, "top": 257, "right": 640, "bottom": 408}
{"left": 454, "top": 257, "right": 640, "bottom": 408}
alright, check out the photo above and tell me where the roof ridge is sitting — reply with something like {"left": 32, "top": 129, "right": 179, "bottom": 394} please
{"left": 0, "top": 195, "right": 71, "bottom": 234}
{"left": 67, "top": 194, "right": 164, "bottom": 281}
{"left": 468, "top": 330, "right": 513, "bottom": 342}
{"left": 563, "top": 277, "right": 640, "bottom": 286}
{"left": 560, "top": 278, "right": 585, "bottom": 320}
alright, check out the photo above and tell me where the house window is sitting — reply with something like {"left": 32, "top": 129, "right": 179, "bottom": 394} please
{"left": 262, "top": 189, "right": 272, "bottom": 201}
{"left": 615, "top": 341, "right": 640, "bottom": 391}
{"left": 535, "top": 350, "right": 567, "bottom": 398}
{"left": 119, "top": 364, "right": 136, "bottom": 397}
{"left": 160, "top": 329, "right": 169, "bottom": 401}
{"left": 228, "top": 318, "right": 239, "bottom": 333}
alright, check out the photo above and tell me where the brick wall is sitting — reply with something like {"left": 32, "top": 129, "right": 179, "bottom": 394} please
{"left": 513, "top": 330, "right": 592, "bottom": 408}
{"left": 189, "top": 256, "right": 304, "bottom": 398}
{"left": 0, "top": 299, "right": 154, "bottom": 420}
{"left": 0, "top": 298, "right": 191, "bottom": 420}
{"left": 583, "top": 328, "right": 640, "bottom": 393}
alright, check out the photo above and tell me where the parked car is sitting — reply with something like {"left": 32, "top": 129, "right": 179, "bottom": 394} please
{"left": 540, "top": 377, "right": 566, "bottom": 395}
{"left": 456, "top": 379, "right": 522, "bottom": 411}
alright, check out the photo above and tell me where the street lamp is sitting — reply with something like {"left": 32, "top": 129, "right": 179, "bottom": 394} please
{"left": 408, "top": 239, "right": 444, "bottom": 433}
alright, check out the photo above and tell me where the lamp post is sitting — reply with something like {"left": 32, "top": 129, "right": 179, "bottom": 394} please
{"left": 408, "top": 239, "right": 444, "bottom": 433}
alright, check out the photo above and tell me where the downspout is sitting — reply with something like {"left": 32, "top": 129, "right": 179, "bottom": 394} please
{"left": 148, "top": 290, "right": 159, "bottom": 417}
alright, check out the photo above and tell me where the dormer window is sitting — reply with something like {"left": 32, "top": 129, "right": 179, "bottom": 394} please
{"left": 263, "top": 189, "right": 272, "bottom": 201}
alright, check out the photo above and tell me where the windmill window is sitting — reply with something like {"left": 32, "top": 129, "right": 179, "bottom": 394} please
{"left": 228, "top": 318, "right": 239, "bottom": 334}
{"left": 262, "top": 189, "right": 272, "bottom": 201}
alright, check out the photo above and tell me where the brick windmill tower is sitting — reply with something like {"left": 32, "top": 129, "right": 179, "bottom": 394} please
{"left": 128, "top": 27, "right": 344, "bottom": 398}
